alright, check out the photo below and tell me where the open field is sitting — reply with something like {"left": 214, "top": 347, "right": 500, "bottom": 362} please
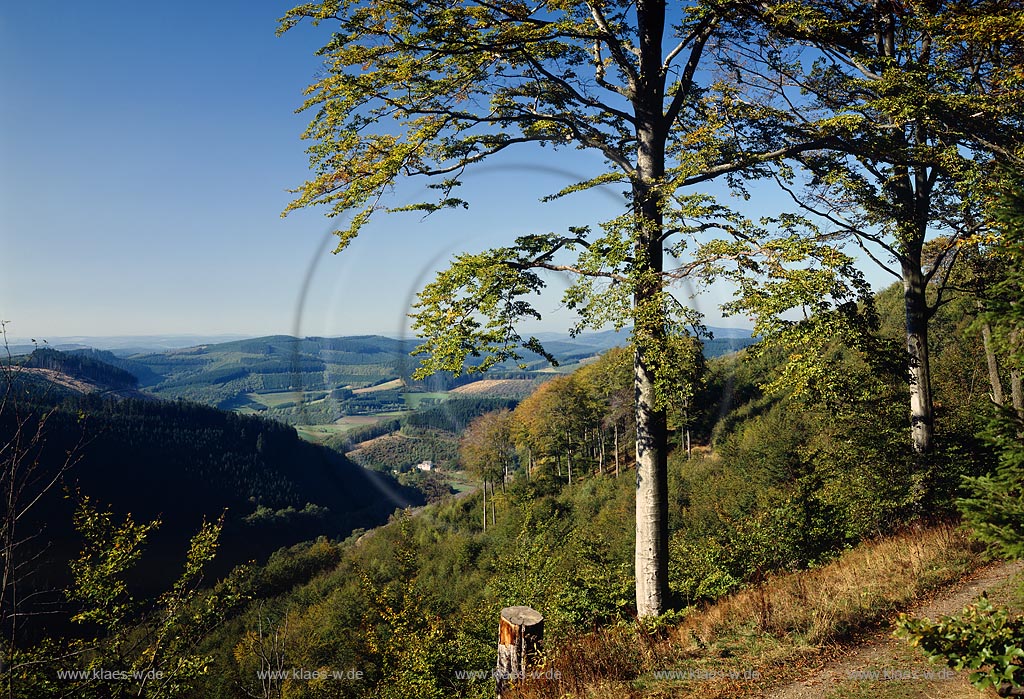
{"left": 352, "top": 378, "right": 405, "bottom": 394}
{"left": 450, "top": 379, "right": 537, "bottom": 396}
{"left": 403, "top": 391, "right": 449, "bottom": 408}
{"left": 294, "top": 423, "right": 352, "bottom": 444}
{"left": 247, "top": 390, "right": 318, "bottom": 408}
{"left": 295, "top": 412, "right": 407, "bottom": 443}
{"left": 442, "top": 470, "right": 477, "bottom": 493}
{"left": 333, "top": 414, "right": 389, "bottom": 427}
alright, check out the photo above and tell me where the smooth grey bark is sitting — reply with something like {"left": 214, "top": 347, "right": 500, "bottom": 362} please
{"left": 903, "top": 262, "right": 934, "bottom": 454}
{"left": 633, "top": 345, "right": 669, "bottom": 617}
{"left": 980, "top": 319, "right": 1005, "bottom": 406}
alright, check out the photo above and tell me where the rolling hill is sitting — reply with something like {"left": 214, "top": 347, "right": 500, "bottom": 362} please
{"left": 47, "top": 330, "right": 755, "bottom": 430}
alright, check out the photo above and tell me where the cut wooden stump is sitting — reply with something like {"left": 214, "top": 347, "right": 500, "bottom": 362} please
{"left": 496, "top": 606, "right": 543, "bottom": 698}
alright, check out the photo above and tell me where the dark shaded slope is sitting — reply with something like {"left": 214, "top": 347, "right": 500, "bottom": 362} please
{"left": 1, "top": 376, "right": 421, "bottom": 632}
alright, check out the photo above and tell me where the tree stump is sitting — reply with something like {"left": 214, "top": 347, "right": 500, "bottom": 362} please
{"left": 496, "top": 606, "right": 543, "bottom": 698}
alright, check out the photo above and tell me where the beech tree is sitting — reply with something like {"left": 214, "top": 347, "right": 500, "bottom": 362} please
{"left": 723, "top": 1, "right": 1024, "bottom": 453}
{"left": 279, "top": 0, "right": 820, "bottom": 616}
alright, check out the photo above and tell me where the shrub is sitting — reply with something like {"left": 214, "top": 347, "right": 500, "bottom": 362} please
{"left": 896, "top": 595, "right": 1024, "bottom": 694}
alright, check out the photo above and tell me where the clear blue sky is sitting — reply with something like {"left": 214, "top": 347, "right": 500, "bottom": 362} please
{"left": 0, "top": 2, "right": 884, "bottom": 343}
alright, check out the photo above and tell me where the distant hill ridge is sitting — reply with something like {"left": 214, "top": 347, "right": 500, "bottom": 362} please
{"left": 8, "top": 331, "right": 756, "bottom": 426}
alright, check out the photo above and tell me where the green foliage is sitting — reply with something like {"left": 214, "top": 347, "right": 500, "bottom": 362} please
{"left": 410, "top": 249, "right": 554, "bottom": 377}
{"left": 700, "top": 220, "right": 889, "bottom": 409}
{"left": 68, "top": 496, "right": 161, "bottom": 629}
{"left": 349, "top": 432, "right": 458, "bottom": 472}
{"left": 959, "top": 410, "right": 1024, "bottom": 560}
{"left": 249, "top": 538, "right": 345, "bottom": 599}
{"left": 896, "top": 595, "right": 1024, "bottom": 693}
{"left": 959, "top": 172, "right": 1024, "bottom": 558}
{"left": 460, "top": 409, "right": 516, "bottom": 484}
{"left": 359, "top": 520, "right": 474, "bottom": 699}
{"left": 668, "top": 537, "right": 740, "bottom": 605}
{"left": 489, "top": 516, "right": 633, "bottom": 631}
{"left": 6, "top": 498, "right": 247, "bottom": 699}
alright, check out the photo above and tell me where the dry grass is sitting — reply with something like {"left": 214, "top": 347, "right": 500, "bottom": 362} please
{"left": 678, "top": 522, "right": 979, "bottom": 648}
{"left": 507, "top": 522, "right": 984, "bottom": 699}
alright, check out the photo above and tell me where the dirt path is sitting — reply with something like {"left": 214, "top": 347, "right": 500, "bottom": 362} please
{"left": 763, "top": 558, "right": 1024, "bottom": 699}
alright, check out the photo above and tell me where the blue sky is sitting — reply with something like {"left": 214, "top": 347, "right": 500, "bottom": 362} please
{"left": 0, "top": 2, "right": 885, "bottom": 343}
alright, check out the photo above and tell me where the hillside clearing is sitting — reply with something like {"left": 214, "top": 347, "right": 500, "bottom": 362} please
{"left": 450, "top": 378, "right": 537, "bottom": 396}
{"left": 352, "top": 378, "right": 405, "bottom": 394}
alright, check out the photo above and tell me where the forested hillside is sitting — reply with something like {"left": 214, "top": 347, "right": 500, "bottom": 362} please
{"left": 345, "top": 397, "right": 520, "bottom": 473}
{"left": 0, "top": 366, "right": 421, "bottom": 633}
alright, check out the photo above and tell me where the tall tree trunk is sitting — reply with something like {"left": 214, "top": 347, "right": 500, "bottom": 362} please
{"left": 634, "top": 345, "right": 669, "bottom": 617}
{"left": 684, "top": 394, "right": 691, "bottom": 459}
{"left": 878, "top": 1, "right": 936, "bottom": 456}
{"left": 614, "top": 423, "right": 620, "bottom": 478}
{"left": 482, "top": 477, "right": 487, "bottom": 533}
{"left": 632, "top": 0, "right": 670, "bottom": 619}
{"left": 490, "top": 480, "right": 496, "bottom": 527}
{"left": 566, "top": 429, "right": 572, "bottom": 485}
{"left": 979, "top": 314, "right": 1005, "bottom": 405}
{"left": 904, "top": 263, "right": 935, "bottom": 454}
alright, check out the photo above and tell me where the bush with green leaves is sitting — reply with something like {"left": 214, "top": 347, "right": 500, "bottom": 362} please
{"left": 3, "top": 497, "right": 246, "bottom": 699}
{"left": 896, "top": 595, "right": 1024, "bottom": 694}
{"left": 668, "top": 536, "right": 740, "bottom": 605}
